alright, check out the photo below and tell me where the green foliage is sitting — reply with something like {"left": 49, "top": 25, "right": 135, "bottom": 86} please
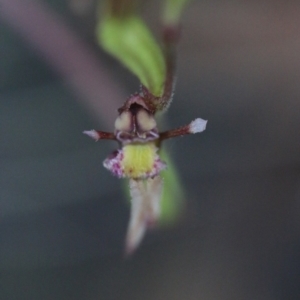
{"left": 97, "top": 15, "right": 166, "bottom": 97}
{"left": 159, "top": 148, "right": 185, "bottom": 225}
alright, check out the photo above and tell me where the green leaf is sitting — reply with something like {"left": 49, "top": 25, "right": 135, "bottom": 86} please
{"left": 159, "top": 148, "right": 185, "bottom": 226}
{"left": 97, "top": 15, "right": 166, "bottom": 97}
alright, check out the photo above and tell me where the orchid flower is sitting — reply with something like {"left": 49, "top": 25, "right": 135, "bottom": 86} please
{"left": 84, "top": 0, "right": 207, "bottom": 254}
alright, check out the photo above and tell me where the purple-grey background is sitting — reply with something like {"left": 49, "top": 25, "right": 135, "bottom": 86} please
{"left": 1, "top": 0, "right": 299, "bottom": 299}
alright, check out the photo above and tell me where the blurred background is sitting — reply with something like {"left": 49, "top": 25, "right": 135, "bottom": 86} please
{"left": 1, "top": 0, "right": 300, "bottom": 299}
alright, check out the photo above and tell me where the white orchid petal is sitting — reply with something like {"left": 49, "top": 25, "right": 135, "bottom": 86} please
{"left": 82, "top": 129, "right": 100, "bottom": 141}
{"left": 125, "top": 176, "right": 164, "bottom": 254}
{"left": 125, "top": 179, "right": 147, "bottom": 254}
{"left": 189, "top": 118, "right": 207, "bottom": 133}
{"left": 145, "top": 175, "right": 163, "bottom": 227}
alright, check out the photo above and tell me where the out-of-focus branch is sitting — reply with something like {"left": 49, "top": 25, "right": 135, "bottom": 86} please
{"left": 0, "top": 0, "right": 125, "bottom": 127}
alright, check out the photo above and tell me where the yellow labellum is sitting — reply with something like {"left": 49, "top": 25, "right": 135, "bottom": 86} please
{"left": 122, "top": 143, "right": 157, "bottom": 178}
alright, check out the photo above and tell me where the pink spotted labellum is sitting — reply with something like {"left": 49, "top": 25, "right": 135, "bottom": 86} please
{"left": 84, "top": 90, "right": 207, "bottom": 254}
